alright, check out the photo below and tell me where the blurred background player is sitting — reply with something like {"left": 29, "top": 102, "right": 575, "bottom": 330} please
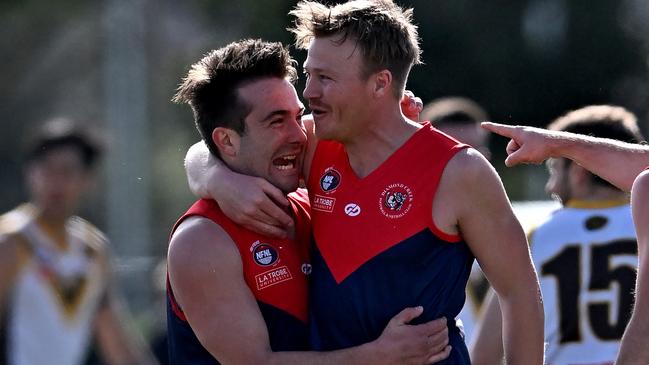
{"left": 421, "top": 96, "right": 491, "bottom": 159}
{"left": 482, "top": 115, "right": 649, "bottom": 363}
{"left": 472, "top": 105, "right": 644, "bottom": 365}
{"left": 0, "top": 118, "right": 157, "bottom": 365}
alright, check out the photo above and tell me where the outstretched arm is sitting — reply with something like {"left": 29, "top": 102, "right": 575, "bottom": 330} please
{"left": 616, "top": 170, "right": 649, "bottom": 364}
{"left": 94, "top": 298, "right": 159, "bottom": 365}
{"left": 482, "top": 122, "right": 649, "bottom": 192}
{"left": 0, "top": 234, "right": 23, "bottom": 331}
{"left": 184, "top": 141, "right": 293, "bottom": 238}
{"left": 168, "top": 217, "right": 452, "bottom": 365}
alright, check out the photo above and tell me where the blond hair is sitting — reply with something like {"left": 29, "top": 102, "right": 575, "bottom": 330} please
{"left": 289, "top": 0, "right": 421, "bottom": 96}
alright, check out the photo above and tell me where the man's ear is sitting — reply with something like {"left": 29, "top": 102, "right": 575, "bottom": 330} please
{"left": 212, "top": 127, "right": 240, "bottom": 157}
{"left": 371, "top": 69, "right": 393, "bottom": 98}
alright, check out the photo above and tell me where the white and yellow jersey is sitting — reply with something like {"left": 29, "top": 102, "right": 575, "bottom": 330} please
{"left": 530, "top": 200, "right": 637, "bottom": 365}
{"left": 459, "top": 200, "right": 560, "bottom": 345}
{"left": 0, "top": 204, "right": 109, "bottom": 365}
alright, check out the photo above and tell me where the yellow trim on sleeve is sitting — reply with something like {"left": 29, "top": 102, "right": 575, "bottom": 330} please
{"left": 565, "top": 199, "right": 629, "bottom": 209}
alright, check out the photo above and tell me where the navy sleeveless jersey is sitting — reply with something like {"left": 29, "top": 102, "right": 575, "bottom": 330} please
{"left": 167, "top": 189, "right": 312, "bottom": 364}
{"left": 307, "top": 123, "right": 474, "bottom": 364}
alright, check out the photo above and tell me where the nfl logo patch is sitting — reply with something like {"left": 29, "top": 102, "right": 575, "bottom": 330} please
{"left": 252, "top": 244, "right": 279, "bottom": 266}
{"left": 320, "top": 168, "right": 341, "bottom": 193}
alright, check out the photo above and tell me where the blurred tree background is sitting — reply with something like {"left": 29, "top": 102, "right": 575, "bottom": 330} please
{"left": 1, "top": 0, "right": 647, "bottom": 330}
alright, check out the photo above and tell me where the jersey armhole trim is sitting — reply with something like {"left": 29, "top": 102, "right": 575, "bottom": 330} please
{"left": 426, "top": 144, "right": 469, "bottom": 244}
{"left": 166, "top": 275, "right": 187, "bottom": 322}
{"left": 427, "top": 223, "right": 462, "bottom": 243}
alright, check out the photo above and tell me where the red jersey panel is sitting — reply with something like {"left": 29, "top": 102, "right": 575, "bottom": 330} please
{"left": 167, "top": 190, "right": 312, "bottom": 364}
{"left": 305, "top": 124, "right": 474, "bottom": 363}
{"left": 307, "top": 123, "right": 468, "bottom": 283}
{"left": 175, "top": 188, "right": 311, "bottom": 322}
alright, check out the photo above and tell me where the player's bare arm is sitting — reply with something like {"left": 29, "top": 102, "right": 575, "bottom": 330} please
{"left": 616, "top": 170, "right": 649, "bottom": 364}
{"left": 0, "top": 234, "right": 23, "bottom": 324}
{"left": 93, "top": 241, "right": 159, "bottom": 365}
{"left": 469, "top": 290, "right": 504, "bottom": 365}
{"left": 94, "top": 300, "right": 159, "bottom": 365}
{"left": 168, "top": 217, "right": 451, "bottom": 365}
{"left": 482, "top": 122, "right": 649, "bottom": 192}
{"left": 184, "top": 141, "right": 293, "bottom": 238}
{"left": 434, "top": 148, "right": 544, "bottom": 365}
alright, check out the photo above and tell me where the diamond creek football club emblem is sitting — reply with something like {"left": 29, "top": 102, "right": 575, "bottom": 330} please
{"left": 379, "top": 183, "right": 413, "bottom": 219}
{"left": 320, "top": 167, "right": 341, "bottom": 193}
{"left": 250, "top": 241, "right": 279, "bottom": 267}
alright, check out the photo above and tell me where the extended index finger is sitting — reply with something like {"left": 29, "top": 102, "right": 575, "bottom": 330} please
{"left": 481, "top": 122, "right": 517, "bottom": 138}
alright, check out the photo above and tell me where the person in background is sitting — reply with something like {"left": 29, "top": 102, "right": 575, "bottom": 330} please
{"left": 422, "top": 96, "right": 491, "bottom": 159}
{"left": 475, "top": 105, "right": 645, "bottom": 364}
{"left": 0, "top": 118, "right": 157, "bottom": 365}
{"left": 148, "top": 259, "right": 169, "bottom": 365}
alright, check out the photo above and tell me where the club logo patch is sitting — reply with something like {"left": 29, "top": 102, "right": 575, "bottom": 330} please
{"left": 320, "top": 167, "right": 341, "bottom": 192}
{"left": 379, "top": 183, "right": 413, "bottom": 219}
{"left": 301, "top": 263, "right": 312, "bottom": 275}
{"left": 344, "top": 203, "right": 361, "bottom": 217}
{"left": 252, "top": 243, "right": 279, "bottom": 266}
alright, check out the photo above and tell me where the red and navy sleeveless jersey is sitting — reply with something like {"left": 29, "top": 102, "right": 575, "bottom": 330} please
{"left": 307, "top": 123, "right": 473, "bottom": 364}
{"left": 167, "top": 189, "right": 312, "bottom": 364}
